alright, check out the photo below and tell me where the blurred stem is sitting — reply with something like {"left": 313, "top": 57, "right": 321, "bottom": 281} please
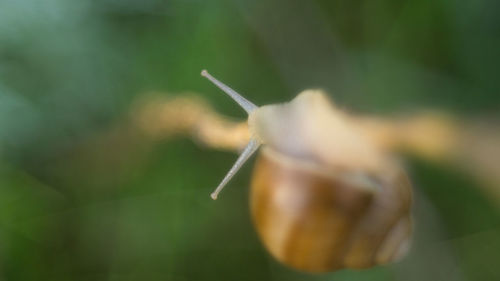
{"left": 131, "top": 94, "right": 250, "bottom": 151}
{"left": 131, "top": 93, "right": 500, "bottom": 206}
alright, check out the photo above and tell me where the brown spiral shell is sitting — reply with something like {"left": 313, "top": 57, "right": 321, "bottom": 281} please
{"left": 250, "top": 147, "right": 412, "bottom": 273}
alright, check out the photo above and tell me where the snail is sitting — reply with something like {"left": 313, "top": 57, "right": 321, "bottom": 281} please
{"left": 201, "top": 70, "right": 413, "bottom": 273}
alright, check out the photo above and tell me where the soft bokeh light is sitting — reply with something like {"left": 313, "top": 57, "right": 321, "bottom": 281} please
{"left": 0, "top": 0, "right": 499, "bottom": 281}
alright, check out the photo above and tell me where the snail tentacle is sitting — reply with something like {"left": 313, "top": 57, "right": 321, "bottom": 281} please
{"left": 210, "top": 138, "right": 261, "bottom": 199}
{"left": 201, "top": 69, "right": 258, "bottom": 114}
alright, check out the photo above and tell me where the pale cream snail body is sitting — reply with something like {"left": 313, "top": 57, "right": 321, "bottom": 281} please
{"left": 201, "top": 70, "right": 413, "bottom": 273}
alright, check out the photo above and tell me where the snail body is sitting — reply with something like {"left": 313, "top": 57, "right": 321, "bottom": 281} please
{"left": 201, "top": 70, "right": 413, "bottom": 273}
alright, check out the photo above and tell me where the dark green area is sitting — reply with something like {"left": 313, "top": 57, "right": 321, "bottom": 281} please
{"left": 0, "top": 0, "right": 499, "bottom": 280}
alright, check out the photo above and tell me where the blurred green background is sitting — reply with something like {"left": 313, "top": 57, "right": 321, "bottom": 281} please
{"left": 0, "top": 0, "right": 499, "bottom": 280}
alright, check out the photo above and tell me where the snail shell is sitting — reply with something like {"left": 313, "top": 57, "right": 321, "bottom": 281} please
{"left": 201, "top": 71, "right": 413, "bottom": 273}
{"left": 251, "top": 147, "right": 412, "bottom": 272}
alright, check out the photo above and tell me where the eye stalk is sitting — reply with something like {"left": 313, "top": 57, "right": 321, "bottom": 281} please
{"left": 201, "top": 70, "right": 261, "bottom": 199}
{"left": 201, "top": 70, "right": 258, "bottom": 114}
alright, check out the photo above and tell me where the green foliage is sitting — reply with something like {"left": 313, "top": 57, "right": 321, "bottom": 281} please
{"left": 0, "top": 0, "right": 499, "bottom": 280}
